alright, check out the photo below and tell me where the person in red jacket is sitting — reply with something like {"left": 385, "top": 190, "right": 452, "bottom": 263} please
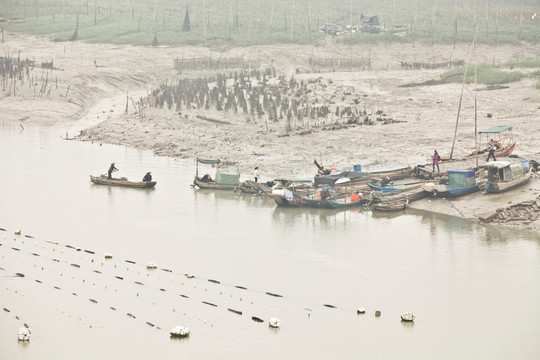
{"left": 433, "top": 150, "right": 440, "bottom": 172}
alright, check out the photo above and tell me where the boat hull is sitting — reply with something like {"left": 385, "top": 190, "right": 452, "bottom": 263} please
{"left": 193, "top": 177, "right": 239, "bottom": 190}
{"left": 372, "top": 199, "right": 408, "bottom": 212}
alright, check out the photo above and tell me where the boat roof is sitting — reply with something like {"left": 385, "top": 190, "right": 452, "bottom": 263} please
{"left": 478, "top": 126, "right": 512, "bottom": 134}
{"left": 480, "top": 160, "right": 512, "bottom": 169}
{"left": 196, "top": 158, "right": 220, "bottom": 165}
{"left": 448, "top": 170, "right": 475, "bottom": 175}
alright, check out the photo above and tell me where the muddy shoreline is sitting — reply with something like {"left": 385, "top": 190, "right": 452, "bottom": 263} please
{"left": 3, "top": 32, "right": 540, "bottom": 231}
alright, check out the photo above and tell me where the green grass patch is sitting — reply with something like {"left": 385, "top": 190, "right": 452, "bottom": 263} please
{"left": 498, "top": 59, "right": 540, "bottom": 69}
{"left": 441, "top": 64, "right": 526, "bottom": 85}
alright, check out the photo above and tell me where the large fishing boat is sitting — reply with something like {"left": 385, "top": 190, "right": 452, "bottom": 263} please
{"left": 480, "top": 161, "right": 531, "bottom": 193}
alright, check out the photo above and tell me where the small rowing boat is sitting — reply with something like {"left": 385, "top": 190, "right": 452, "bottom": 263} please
{"left": 90, "top": 175, "right": 156, "bottom": 188}
{"left": 372, "top": 198, "right": 408, "bottom": 212}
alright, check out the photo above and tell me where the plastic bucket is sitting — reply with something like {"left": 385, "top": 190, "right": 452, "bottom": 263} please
{"left": 521, "top": 159, "right": 529, "bottom": 171}
{"left": 353, "top": 164, "right": 362, "bottom": 172}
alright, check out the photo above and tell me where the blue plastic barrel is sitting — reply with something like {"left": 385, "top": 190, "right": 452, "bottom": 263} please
{"left": 521, "top": 159, "right": 529, "bottom": 170}
{"left": 353, "top": 164, "right": 362, "bottom": 172}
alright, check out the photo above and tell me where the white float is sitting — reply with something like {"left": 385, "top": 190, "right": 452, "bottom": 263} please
{"left": 17, "top": 327, "right": 30, "bottom": 341}
{"left": 401, "top": 311, "right": 415, "bottom": 322}
{"left": 170, "top": 325, "right": 190, "bottom": 337}
{"left": 146, "top": 262, "right": 157, "bottom": 269}
{"left": 268, "top": 317, "right": 280, "bottom": 328}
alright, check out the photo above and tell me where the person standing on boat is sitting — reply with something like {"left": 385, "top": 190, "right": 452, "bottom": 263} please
{"left": 432, "top": 150, "right": 440, "bottom": 172}
{"left": 486, "top": 139, "right": 497, "bottom": 162}
{"left": 108, "top": 162, "right": 118, "bottom": 179}
{"left": 142, "top": 171, "right": 152, "bottom": 182}
{"left": 254, "top": 167, "right": 260, "bottom": 183}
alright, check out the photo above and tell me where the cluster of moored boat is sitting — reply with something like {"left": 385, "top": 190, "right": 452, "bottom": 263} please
{"left": 191, "top": 152, "right": 536, "bottom": 213}
{"left": 88, "top": 127, "right": 536, "bottom": 214}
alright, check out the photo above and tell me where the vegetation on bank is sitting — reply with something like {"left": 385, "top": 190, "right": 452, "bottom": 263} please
{"left": 0, "top": 0, "right": 539, "bottom": 47}
{"left": 441, "top": 65, "right": 525, "bottom": 85}
{"left": 440, "top": 61, "right": 540, "bottom": 87}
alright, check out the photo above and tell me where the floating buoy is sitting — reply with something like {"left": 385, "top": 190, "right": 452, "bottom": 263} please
{"left": 170, "top": 325, "right": 190, "bottom": 337}
{"left": 375, "top": 311, "right": 381, "bottom": 317}
{"left": 17, "top": 327, "right": 30, "bottom": 341}
{"left": 357, "top": 308, "right": 366, "bottom": 314}
{"left": 268, "top": 317, "right": 280, "bottom": 328}
{"left": 146, "top": 262, "right": 157, "bottom": 269}
{"left": 401, "top": 311, "right": 415, "bottom": 322}
{"left": 104, "top": 253, "right": 113, "bottom": 259}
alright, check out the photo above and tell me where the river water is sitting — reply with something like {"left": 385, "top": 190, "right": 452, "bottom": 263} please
{"left": 1, "top": 120, "right": 539, "bottom": 360}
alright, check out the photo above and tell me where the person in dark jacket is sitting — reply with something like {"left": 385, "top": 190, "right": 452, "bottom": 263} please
{"left": 142, "top": 171, "right": 152, "bottom": 182}
{"left": 108, "top": 162, "right": 118, "bottom": 179}
{"left": 486, "top": 139, "right": 497, "bottom": 162}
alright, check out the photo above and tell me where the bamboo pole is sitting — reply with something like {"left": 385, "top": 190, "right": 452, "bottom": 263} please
{"left": 474, "top": 65, "right": 478, "bottom": 169}
{"left": 290, "top": 0, "right": 295, "bottom": 42}
{"left": 450, "top": 27, "right": 478, "bottom": 160}
{"left": 269, "top": 0, "right": 274, "bottom": 38}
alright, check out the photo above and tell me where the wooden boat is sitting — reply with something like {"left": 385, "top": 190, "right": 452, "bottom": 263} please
{"left": 372, "top": 183, "right": 427, "bottom": 203}
{"left": 314, "top": 165, "right": 414, "bottom": 188}
{"left": 270, "top": 191, "right": 330, "bottom": 208}
{"left": 236, "top": 180, "right": 274, "bottom": 195}
{"left": 328, "top": 196, "right": 374, "bottom": 209}
{"left": 372, "top": 199, "right": 408, "bottom": 212}
{"left": 422, "top": 169, "right": 484, "bottom": 197}
{"left": 192, "top": 158, "right": 240, "bottom": 190}
{"left": 474, "top": 126, "right": 516, "bottom": 158}
{"left": 480, "top": 161, "right": 532, "bottom": 193}
{"left": 90, "top": 175, "right": 156, "bottom": 188}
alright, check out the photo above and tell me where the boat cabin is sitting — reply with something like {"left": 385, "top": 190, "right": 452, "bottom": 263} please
{"left": 447, "top": 170, "right": 476, "bottom": 188}
{"left": 482, "top": 161, "right": 524, "bottom": 183}
{"left": 194, "top": 158, "right": 240, "bottom": 188}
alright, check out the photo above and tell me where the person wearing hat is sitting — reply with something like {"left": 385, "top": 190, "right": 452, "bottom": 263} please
{"left": 142, "top": 171, "right": 152, "bottom": 182}
{"left": 108, "top": 162, "right": 118, "bottom": 179}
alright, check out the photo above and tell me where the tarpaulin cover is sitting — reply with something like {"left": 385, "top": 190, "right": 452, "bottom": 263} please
{"left": 216, "top": 172, "right": 240, "bottom": 185}
{"left": 448, "top": 170, "right": 476, "bottom": 187}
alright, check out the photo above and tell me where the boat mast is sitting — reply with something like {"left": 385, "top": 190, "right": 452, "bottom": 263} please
{"left": 449, "top": 64, "right": 469, "bottom": 160}
{"left": 474, "top": 65, "right": 478, "bottom": 169}
{"left": 450, "top": 27, "right": 478, "bottom": 160}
